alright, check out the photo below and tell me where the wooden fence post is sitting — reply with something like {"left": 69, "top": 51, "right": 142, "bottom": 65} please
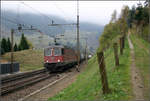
{"left": 120, "top": 37, "right": 123, "bottom": 55}
{"left": 122, "top": 36, "right": 125, "bottom": 49}
{"left": 113, "top": 43, "right": 119, "bottom": 66}
{"left": 97, "top": 51, "right": 110, "bottom": 94}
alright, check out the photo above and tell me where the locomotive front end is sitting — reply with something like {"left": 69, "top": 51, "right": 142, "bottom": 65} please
{"left": 44, "top": 46, "right": 64, "bottom": 72}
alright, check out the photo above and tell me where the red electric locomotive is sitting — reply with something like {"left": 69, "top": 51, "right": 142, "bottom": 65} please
{"left": 44, "top": 45, "right": 78, "bottom": 72}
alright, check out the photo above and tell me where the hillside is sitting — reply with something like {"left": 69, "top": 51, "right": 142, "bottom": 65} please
{"left": 2, "top": 49, "right": 44, "bottom": 71}
{"left": 1, "top": 10, "right": 103, "bottom": 36}
{"left": 47, "top": 33, "right": 150, "bottom": 100}
{"left": 1, "top": 10, "right": 104, "bottom": 52}
{"left": 49, "top": 38, "right": 133, "bottom": 100}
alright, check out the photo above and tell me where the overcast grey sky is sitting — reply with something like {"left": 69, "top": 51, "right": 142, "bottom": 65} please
{"left": 1, "top": 1, "right": 144, "bottom": 26}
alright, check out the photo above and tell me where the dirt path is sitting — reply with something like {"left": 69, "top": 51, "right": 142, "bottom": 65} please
{"left": 21, "top": 62, "right": 87, "bottom": 101}
{"left": 128, "top": 33, "right": 144, "bottom": 101}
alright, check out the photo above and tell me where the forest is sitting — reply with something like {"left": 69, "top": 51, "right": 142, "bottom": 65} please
{"left": 1, "top": 33, "right": 31, "bottom": 54}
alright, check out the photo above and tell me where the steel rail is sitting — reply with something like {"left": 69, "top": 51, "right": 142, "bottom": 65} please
{"left": 1, "top": 73, "right": 55, "bottom": 95}
{"left": 2, "top": 69, "right": 46, "bottom": 84}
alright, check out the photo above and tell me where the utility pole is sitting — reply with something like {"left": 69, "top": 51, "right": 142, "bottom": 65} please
{"left": 11, "top": 29, "right": 14, "bottom": 73}
{"left": 48, "top": 0, "right": 80, "bottom": 67}
{"left": 10, "top": 25, "right": 40, "bottom": 73}
{"left": 77, "top": 0, "right": 80, "bottom": 66}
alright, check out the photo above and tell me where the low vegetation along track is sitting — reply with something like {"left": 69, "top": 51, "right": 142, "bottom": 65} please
{"left": 1, "top": 69, "right": 53, "bottom": 95}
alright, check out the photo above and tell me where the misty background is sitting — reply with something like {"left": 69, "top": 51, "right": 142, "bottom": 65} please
{"left": 1, "top": 1, "right": 141, "bottom": 53}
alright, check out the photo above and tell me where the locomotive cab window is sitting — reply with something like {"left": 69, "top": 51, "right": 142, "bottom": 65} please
{"left": 54, "top": 48, "right": 62, "bottom": 56}
{"left": 44, "top": 48, "right": 52, "bottom": 56}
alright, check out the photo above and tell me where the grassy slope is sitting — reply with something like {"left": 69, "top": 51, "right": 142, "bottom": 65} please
{"left": 2, "top": 49, "right": 44, "bottom": 71}
{"left": 49, "top": 39, "right": 133, "bottom": 100}
{"left": 130, "top": 34, "right": 150, "bottom": 100}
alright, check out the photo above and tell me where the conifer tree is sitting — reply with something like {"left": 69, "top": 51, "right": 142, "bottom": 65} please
{"left": 7, "top": 37, "right": 11, "bottom": 52}
{"left": 1, "top": 38, "right": 8, "bottom": 53}
{"left": 0, "top": 40, "right": 5, "bottom": 54}
{"left": 19, "top": 33, "right": 29, "bottom": 50}
{"left": 14, "top": 43, "right": 18, "bottom": 51}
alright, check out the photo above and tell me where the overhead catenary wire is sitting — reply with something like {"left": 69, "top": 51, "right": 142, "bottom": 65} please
{"left": 52, "top": 2, "right": 76, "bottom": 23}
{"left": 1, "top": 17, "right": 18, "bottom": 25}
{"left": 1, "top": 16, "right": 45, "bottom": 36}
{"left": 1, "top": 2, "right": 57, "bottom": 50}
{"left": 19, "top": 2, "right": 58, "bottom": 37}
{"left": 16, "top": 2, "right": 20, "bottom": 25}
{"left": 2, "top": 1, "right": 79, "bottom": 42}
{"left": 52, "top": 1, "right": 77, "bottom": 36}
{"left": 17, "top": 3, "right": 48, "bottom": 26}
{"left": 50, "top": 1, "right": 77, "bottom": 38}
{"left": 20, "top": 2, "right": 53, "bottom": 23}
{"left": 21, "top": 1, "right": 77, "bottom": 36}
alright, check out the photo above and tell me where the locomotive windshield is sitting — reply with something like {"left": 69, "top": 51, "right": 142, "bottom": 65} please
{"left": 44, "top": 46, "right": 63, "bottom": 56}
{"left": 54, "top": 48, "right": 62, "bottom": 56}
{"left": 44, "top": 48, "right": 52, "bottom": 56}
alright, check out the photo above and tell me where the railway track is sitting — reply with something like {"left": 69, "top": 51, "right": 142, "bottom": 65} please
{"left": 1, "top": 63, "right": 78, "bottom": 96}
{"left": 1, "top": 69, "right": 56, "bottom": 96}
{"left": 1, "top": 69, "right": 46, "bottom": 84}
{"left": 0, "top": 63, "right": 84, "bottom": 101}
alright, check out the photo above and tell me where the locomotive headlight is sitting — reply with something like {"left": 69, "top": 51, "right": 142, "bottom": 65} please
{"left": 46, "top": 60, "right": 48, "bottom": 63}
{"left": 57, "top": 59, "right": 60, "bottom": 62}
{"left": 88, "top": 55, "right": 92, "bottom": 58}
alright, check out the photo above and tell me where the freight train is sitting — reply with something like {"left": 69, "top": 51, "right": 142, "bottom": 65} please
{"left": 44, "top": 45, "right": 84, "bottom": 72}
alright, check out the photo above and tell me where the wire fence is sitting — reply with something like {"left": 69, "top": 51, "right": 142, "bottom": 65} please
{"left": 97, "top": 36, "right": 124, "bottom": 94}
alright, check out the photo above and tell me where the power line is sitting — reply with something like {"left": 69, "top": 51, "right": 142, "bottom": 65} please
{"left": 16, "top": 2, "right": 20, "bottom": 25}
{"left": 1, "top": 17, "right": 18, "bottom": 25}
{"left": 53, "top": 2, "right": 75, "bottom": 23}
{"left": 1, "top": 16, "right": 34, "bottom": 32}
{"left": 21, "top": 1, "right": 77, "bottom": 38}
{"left": 21, "top": 2, "right": 53, "bottom": 22}
{"left": 76, "top": 0, "right": 80, "bottom": 67}
{"left": 20, "top": 2, "right": 56, "bottom": 36}
{"left": 1, "top": 16, "right": 45, "bottom": 36}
